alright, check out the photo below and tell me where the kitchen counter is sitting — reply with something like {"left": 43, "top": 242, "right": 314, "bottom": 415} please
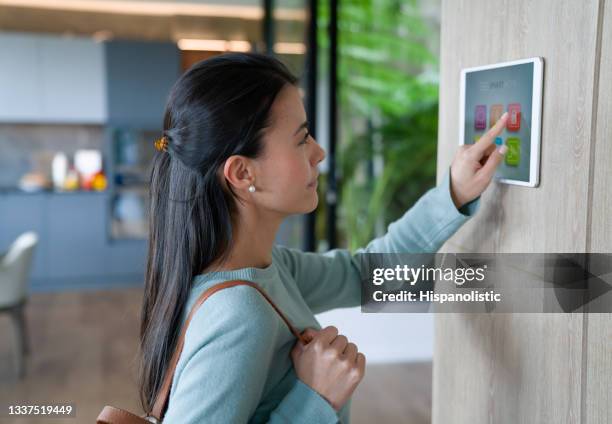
{"left": 0, "top": 187, "right": 108, "bottom": 195}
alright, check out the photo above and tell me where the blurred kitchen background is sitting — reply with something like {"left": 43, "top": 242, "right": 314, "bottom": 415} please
{"left": 0, "top": 0, "right": 441, "bottom": 423}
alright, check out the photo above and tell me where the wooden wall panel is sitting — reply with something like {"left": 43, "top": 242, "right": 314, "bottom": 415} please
{"left": 436, "top": 0, "right": 599, "bottom": 255}
{"left": 586, "top": 0, "right": 612, "bottom": 423}
{"left": 433, "top": 0, "right": 607, "bottom": 423}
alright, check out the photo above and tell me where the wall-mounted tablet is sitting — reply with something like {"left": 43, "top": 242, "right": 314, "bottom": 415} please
{"left": 459, "top": 57, "right": 544, "bottom": 187}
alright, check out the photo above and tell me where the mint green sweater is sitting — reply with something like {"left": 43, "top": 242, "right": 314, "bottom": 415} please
{"left": 163, "top": 167, "right": 480, "bottom": 423}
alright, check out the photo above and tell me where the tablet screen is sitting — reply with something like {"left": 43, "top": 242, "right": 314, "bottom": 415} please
{"left": 464, "top": 62, "right": 534, "bottom": 183}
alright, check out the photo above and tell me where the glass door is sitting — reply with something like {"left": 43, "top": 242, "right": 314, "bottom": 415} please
{"left": 108, "top": 128, "right": 157, "bottom": 240}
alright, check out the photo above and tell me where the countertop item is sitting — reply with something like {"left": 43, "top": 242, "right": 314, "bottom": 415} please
{"left": 0, "top": 186, "right": 106, "bottom": 195}
{"left": 17, "top": 172, "right": 50, "bottom": 192}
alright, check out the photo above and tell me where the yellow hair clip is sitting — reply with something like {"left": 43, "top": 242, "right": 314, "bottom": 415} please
{"left": 154, "top": 136, "right": 168, "bottom": 152}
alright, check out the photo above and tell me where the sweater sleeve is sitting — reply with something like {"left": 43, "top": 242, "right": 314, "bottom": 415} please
{"left": 163, "top": 284, "right": 339, "bottom": 424}
{"left": 275, "top": 166, "right": 481, "bottom": 314}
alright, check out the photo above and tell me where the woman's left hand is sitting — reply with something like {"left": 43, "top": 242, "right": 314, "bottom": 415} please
{"left": 449, "top": 112, "right": 509, "bottom": 209}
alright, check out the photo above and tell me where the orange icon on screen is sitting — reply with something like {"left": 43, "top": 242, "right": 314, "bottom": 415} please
{"left": 507, "top": 103, "right": 521, "bottom": 131}
{"left": 490, "top": 104, "right": 504, "bottom": 128}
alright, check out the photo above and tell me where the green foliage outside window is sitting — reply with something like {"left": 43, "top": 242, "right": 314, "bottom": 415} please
{"left": 317, "top": 0, "right": 440, "bottom": 251}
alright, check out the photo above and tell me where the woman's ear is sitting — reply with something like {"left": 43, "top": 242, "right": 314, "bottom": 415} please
{"left": 222, "top": 155, "right": 254, "bottom": 192}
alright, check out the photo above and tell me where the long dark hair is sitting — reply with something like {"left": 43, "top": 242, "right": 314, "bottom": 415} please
{"left": 138, "top": 52, "right": 298, "bottom": 414}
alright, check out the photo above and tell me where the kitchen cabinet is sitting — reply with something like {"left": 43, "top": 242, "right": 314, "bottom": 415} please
{"left": 106, "top": 241, "right": 147, "bottom": 277}
{"left": 0, "top": 33, "right": 43, "bottom": 121}
{"left": 39, "top": 36, "right": 106, "bottom": 123}
{"left": 0, "top": 193, "right": 47, "bottom": 280}
{"left": 0, "top": 33, "right": 179, "bottom": 126}
{"left": 46, "top": 192, "right": 108, "bottom": 280}
{"left": 0, "top": 191, "right": 147, "bottom": 291}
{"left": 105, "top": 40, "right": 180, "bottom": 128}
{"left": 0, "top": 32, "right": 106, "bottom": 124}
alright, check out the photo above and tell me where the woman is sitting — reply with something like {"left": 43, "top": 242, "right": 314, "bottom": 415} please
{"left": 138, "top": 52, "right": 508, "bottom": 423}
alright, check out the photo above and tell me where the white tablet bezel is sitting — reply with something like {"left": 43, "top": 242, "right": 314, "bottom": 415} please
{"left": 459, "top": 57, "right": 544, "bottom": 187}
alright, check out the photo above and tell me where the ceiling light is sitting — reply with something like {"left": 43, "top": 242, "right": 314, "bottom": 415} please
{"left": 92, "top": 29, "right": 113, "bottom": 42}
{"left": 274, "top": 42, "right": 306, "bottom": 55}
{"left": 177, "top": 39, "right": 252, "bottom": 52}
{"left": 0, "top": 0, "right": 306, "bottom": 20}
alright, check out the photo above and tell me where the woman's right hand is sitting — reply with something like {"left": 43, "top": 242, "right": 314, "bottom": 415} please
{"left": 290, "top": 326, "right": 366, "bottom": 411}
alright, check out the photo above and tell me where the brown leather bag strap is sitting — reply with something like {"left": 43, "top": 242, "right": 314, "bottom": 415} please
{"left": 148, "top": 279, "right": 306, "bottom": 421}
{"left": 97, "top": 405, "right": 152, "bottom": 424}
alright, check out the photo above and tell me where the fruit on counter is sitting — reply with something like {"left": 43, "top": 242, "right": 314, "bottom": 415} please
{"left": 81, "top": 173, "right": 94, "bottom": 190}
{"left": 63, "top": 167, "right": 80, "bottom": 191}
{"left": 75, "top": 149, "right": 103, "bottom": 190}
{"left": 92, "top": 172, "right": 108, "bottom": 191}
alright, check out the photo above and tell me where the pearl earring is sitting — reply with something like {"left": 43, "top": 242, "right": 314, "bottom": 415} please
{"left": 248, "top": 184, "right": 256, "bottom": 193}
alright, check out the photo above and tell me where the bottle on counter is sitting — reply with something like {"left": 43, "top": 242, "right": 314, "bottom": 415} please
{"left": 51, "top": 152, "right": 68, "bottom": 191}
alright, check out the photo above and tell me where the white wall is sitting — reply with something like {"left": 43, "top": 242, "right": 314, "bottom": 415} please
{"left": 316, "top": 308, "right": 433, "bottom": 364}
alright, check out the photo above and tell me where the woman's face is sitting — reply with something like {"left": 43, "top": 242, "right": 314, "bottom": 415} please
{"left": 250, "top": 84, "right": 326, "bottom": 216}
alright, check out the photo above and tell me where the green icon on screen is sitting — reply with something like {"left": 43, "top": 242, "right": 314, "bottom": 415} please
{"left": 505, "top": 138, "right": 520, "bottom": 166}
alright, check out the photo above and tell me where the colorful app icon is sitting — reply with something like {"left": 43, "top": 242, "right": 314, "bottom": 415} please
{"left": 495, "top": 137, "right": 503, "bottom": 146}
{"left": 490, "top": 104, "right": 504, "bottom": 128}
{"left": 507, "top": 103, "right": 521, "bottom": 131}
{"left": 505, "top": 137, "right": 520, "bottom": 166}
{"left": 474, "top": 105, "right": 487, "bottom": 130}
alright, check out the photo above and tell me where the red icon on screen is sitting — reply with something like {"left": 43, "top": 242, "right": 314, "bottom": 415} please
{"left": 475, "top": 105, "right": 487, "bottom": 130}
{"left": 507, "top": 103, "right": 521, "bottom": 131}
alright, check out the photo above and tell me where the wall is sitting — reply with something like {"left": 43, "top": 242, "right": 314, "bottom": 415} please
{"left": 317, "top": 309, "right": 434, "bottom": 363}
{"left": 433, "top": 0, "right": 611, "bottom": 423}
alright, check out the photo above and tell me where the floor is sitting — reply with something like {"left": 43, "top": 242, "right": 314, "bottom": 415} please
{"left": 0, "top": 287, "right": 431, "bottom": 424}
